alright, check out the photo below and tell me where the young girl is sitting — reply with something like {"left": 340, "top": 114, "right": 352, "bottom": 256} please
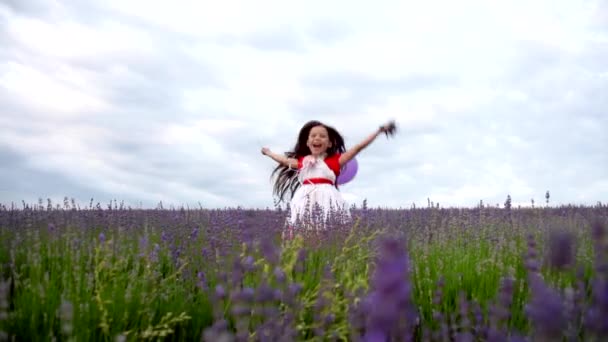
{"left": 262, "top": 119, "right": 397, "bottom": 234}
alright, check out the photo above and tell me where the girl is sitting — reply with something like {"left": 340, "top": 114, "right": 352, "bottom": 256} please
{"left": 262, "top": 120, "right": 397, "bottom": 234}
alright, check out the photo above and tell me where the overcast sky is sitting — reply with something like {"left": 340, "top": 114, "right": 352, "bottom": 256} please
{"left": 1, "top": 0, "right": 606, "bottom": 209}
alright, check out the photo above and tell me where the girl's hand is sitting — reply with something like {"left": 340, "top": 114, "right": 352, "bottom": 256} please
{"left": 379, "top": 120, "right": 397, "bottom": 137}
{"left": 261, "top": 147, "right": 271, "bottom": 155}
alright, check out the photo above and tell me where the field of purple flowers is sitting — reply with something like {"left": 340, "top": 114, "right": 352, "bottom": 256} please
{"left": 0, "top": 198, "right": 607, "bottom": 341}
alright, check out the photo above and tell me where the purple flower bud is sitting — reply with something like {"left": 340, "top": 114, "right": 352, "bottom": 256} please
{"left": 256, "top": 283, "right": 275, "bottom": 303}
{"left": 190, "top": 227, "right": 199, "bottom": 239}
{"left": 288, "top": 283, "right": 302, "bottom": 296}
{"left": 525, "top": 234, "right": 540, "bottom": 273}
{"left": 324, "top": 313, "right": 335, "bottom": 325}
{"left": 240, "top": 287, "right": 255, "bottom": 302}
{"left": 242, "top": 255, "right": 255, "bottom": 271}
{"left": 260, "top": 239, "right": 279, "bottom": 265}
{"left": 525, "top": 274, "right": 566, "bottom": 339}
{"left": 363, "top": 236, "right": 417, "bottom": 340}
{"left": 202, "top": 319, "right": 233, "bottom": 342}
{"left": 231, "top": 303, "right": 250, "bottom": 316}
{"left": 546, "top": 230, "right": 575, "bottom": 270}
{"left": 584, "top": 278, "right": 608, "bottom": 336}
{"left": 297, "top": 249, "right": 307, "bottom": 263}
{"left": 273, "top": 267, "right": 286, "bottom": 283}
{"left": 214, "top": 319, "right": 228, "bottom": 331}
{"left": 215, "top": 285, "right": 226, "bottom": 300}
{"left": 197, "top": 271, "right": 207, "bottom": 290}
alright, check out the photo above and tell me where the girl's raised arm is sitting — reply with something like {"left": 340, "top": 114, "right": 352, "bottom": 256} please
{"left": 262, "top": 147, "right": 299, "bottom": 169}
{"left": 339, "top": 120, "right": 396, "bottom": 167}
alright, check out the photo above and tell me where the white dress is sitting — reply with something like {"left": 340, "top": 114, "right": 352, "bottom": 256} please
{"left": 287, "top": 153, "right": 351, "bottom": 230}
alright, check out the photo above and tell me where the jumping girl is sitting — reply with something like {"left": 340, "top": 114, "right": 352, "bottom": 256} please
{"left": 261, "top": 120, "right": 397, "bottom": 233}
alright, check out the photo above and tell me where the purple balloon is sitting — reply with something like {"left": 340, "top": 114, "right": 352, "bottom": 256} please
{"left": 337, "top": 158, "right": 358, "bottom": 185}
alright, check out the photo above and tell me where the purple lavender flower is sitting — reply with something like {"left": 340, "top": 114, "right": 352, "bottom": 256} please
{"left": 149, "top": 243, "right": 160, "bottom": 263}
{"left": 190, "top": 227, "right": 199, "bottom": 240}
{"left": 525, "top": 273, "right": 566, "bottom": 340}
{"left": 584, "top": 279, "right": 608, "bottom": 336}
{"left": 492, "top": 276, "right": 515, "bottom": 329}
{"left": 545, "top": 230, "right": 575, "bottom": 271}
{"left": 524, "top": 234, "right": 539, "bottom": 273}
{"left": 288, "top": 283, "right": 302, "bottom": 297}
{"left": 242, "top": 255, "right": 255, "bottom": 272}
{"left": 215, "top": 284, "right": 226, "bottom": 301}
{"left": 454, "top": 292, "right": 473, "bottom": 342}
{"left": 584, "top": 217, "right": 608, "bottom": 337}
{"left": 138, "top": 235, "right": 148, "bottom": 258}
{"left": 255, "top": 282, "right": 275, "bottom": 303}
{"left": 197, "top": 271, "right": 207, "bottom": 291}
{"left": 273, "top": 267, "right": 286, "bottom": 284}
{"left": 362, "top": 236, "right": 417, "bottom": 341}
{"left": 260, "top": 238, "right": 280, "bottom": 266}
{"left": 202, "top": 319, "right": 234, "bottom": 342}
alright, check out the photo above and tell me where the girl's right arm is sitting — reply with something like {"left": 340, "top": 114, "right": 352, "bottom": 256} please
{"left": 262, "top": 148, "right": 298, "bottom": 169}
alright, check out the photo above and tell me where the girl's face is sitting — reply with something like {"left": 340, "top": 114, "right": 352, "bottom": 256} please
{"left": 307, "top": 125, "right": 332, "bottom": 156}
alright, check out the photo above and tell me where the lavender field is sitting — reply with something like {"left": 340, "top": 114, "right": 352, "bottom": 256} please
{"left": 0, "top": 198, "right": 607, "bottom": 341}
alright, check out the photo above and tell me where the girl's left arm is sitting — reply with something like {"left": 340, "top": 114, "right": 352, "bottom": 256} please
{"left": 339, "top": 120, "right": 396, "bottom": 166}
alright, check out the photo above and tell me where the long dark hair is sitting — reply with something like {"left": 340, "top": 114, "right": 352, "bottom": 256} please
{"left": 271, "top": 120, "right": 346, "bottom": 203}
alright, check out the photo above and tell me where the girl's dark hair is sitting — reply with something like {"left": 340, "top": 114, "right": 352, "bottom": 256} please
{"left": 271, "top": 120, "right": 346, "bottom": 203}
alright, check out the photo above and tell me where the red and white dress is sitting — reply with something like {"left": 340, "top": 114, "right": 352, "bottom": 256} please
{"left": 288, "top": 153, "right": 351, "bottom": 229}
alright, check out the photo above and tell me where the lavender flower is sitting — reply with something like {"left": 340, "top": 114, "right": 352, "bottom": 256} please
{"left": 524, "top": 233, "right": 539, "bottom": 273}
{"left": 525, "top": 272, "right": 566, "bottom": 340}
{"left": 190, "top": 227, "right": 199, "bottom": 240}
{"left": 260, "top": 238, "right": 279, "bottom": 266}
{"left": 454, "top": 292, "right": 473, "bottom": 342}
{"left": 273, "top": 267, "right": 286, "bottom": 284}
{"left": 362, "top": 236, "right": 418, "bottom": 341}
{"left": 197, "top": 271, "right": 207, "bottom": 291}
{"left": 545, "top": 230, "right": 575, "bottom": 271}
{"left": 202, "top": 319, "right": 234, "bottom": 342}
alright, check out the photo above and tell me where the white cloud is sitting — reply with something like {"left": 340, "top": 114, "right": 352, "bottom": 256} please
{"left": 1, "top": 61, "right": 109, "bottom": 115}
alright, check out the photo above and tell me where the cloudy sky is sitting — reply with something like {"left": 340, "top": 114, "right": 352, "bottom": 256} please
{"left": 1, "top": 0, "right": 606, "bottom": 209}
